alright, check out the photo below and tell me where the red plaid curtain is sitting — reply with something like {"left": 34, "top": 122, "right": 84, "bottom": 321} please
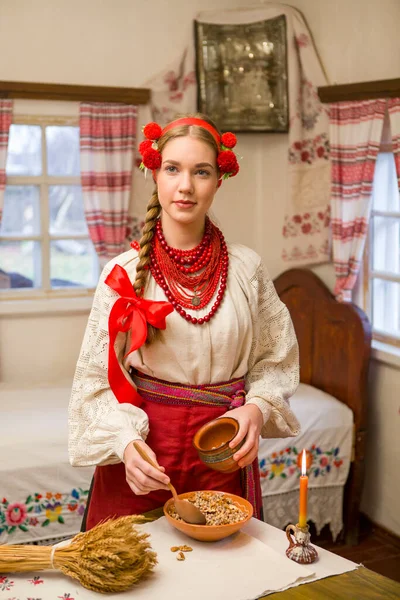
{"left": 0, "top": 100, "right": 13, "bottom": 225}
{"left": 330, "top": 100, "right": 386, "bottom": 301}
{"left": 79, "top": 103, "right": 137, "bottom": 265}
{"left": 388, "top": 98, "right": 400, "bottom": 189}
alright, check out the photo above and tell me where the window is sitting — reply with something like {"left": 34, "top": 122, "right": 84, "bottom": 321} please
{"left": 0, "top": 119, "right": 99, "bottom": 295}
{"left": 365, "top": 152, "right": 400, "bottom": 346}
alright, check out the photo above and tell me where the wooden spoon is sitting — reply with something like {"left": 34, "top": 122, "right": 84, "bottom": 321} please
{"left": 133, "top": 442, "right": 207, "bottom": 525}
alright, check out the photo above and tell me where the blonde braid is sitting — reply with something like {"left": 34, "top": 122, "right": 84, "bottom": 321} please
{"left": 133, "top": 191, "right": 162, "bottom": 343}
{"left": 133, "top": 191, "right": 161, "bottom": 297}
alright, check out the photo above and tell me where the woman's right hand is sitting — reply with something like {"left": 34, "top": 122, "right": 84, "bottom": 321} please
{"left": 123, "top": 439, "right": 170, "bottom": 495}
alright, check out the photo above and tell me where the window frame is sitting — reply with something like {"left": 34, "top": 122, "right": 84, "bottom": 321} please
{"left": 363, "top": 152, "right": 400, "bottom": 349}
{"left": 0, "top": 114, "right": 98, "bottom": 301}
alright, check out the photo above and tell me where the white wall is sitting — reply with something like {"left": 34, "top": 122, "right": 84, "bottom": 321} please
{"left": 1, "top": 0, "right": 399, "bottom": 278}
{"left": 0, "top": 0, "right": 399, "bottom": 535}
{"left": 362, "top": 361, "right": 400, "bottom": 536}
{"left": 0, "top": 310, "right": 89, "bottom": 387}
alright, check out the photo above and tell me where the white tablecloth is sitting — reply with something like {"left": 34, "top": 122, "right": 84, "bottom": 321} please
{"left": 0, "top": 517, "right": 358, "bottom": 600}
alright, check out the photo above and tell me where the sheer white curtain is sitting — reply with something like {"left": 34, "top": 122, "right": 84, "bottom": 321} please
{"left": 370, "top": 152, "right": 399, "bottom": 332}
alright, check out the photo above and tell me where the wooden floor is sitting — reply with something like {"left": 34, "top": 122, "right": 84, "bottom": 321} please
{"left": 312, "top": 514, "right": 400, "bottom": 583}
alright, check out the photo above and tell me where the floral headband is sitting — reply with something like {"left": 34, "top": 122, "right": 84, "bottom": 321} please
{"left": 138, "top": 117, "right": 240, "bottom": 181}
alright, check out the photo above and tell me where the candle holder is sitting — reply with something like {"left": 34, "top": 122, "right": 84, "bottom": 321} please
{"left": 285, "top": 523, "right": 318, "bottom": 564}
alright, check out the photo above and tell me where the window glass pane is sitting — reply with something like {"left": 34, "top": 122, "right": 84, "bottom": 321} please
{"left": 0, "top": 241, "right": 41, "bottom": 289}
{"left": 49, "top": 186, "right": 88, "bottom": 235}
{"left": 372, "top": 216, "right": 400, "bottom": 275}
{"left": 1, "top": 186, "right": 41, "bottom": 235}
{"left": 6, "top": 125, "right": 42, "bottom": 176}
{"left": 50, "top": 239, "right": 98, "bottom": 288}
{"left": 372, "top": 278, "right": 400, "bottom": 337}
{"left": 372, "top": 153, "right": 400, "bottom": 212}
{"left": 46, "top": 126, "right": 80, "bottom": 176}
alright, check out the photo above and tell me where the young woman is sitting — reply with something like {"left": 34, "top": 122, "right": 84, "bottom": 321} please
{"left": 68, "top": 114, "right": 300, "bottom": 530}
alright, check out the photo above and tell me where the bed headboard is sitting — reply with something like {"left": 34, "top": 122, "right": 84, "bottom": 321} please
{"left": 274, "top": 268, "right": 371, "bottom": 436}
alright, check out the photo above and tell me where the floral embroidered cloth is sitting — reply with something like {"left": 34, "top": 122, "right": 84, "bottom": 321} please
{"left": 258, "top": 383, "right": 353, "bottom": 540}
{"left": 0, "top": 387, "right": 94, "bottom": 545}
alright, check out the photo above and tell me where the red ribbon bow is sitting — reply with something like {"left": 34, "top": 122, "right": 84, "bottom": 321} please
{"left": 105, "top": 264, "right": 173, "bottom": 407}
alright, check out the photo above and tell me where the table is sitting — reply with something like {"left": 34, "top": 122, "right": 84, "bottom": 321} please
{"left": 267, "top": 567, "right": 400, "bottom": 599}
{"left": 143, "top": 508, "right": 400, "bottom": 599}
{"left": 4, "top": 513, "right": 399, "bottom": 600}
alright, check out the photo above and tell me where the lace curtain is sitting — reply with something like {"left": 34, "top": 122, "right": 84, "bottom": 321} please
{"left": 79, "top": 103, "right": 137, "bottom": 266}
{"left": 263, "top": 486, "right": 344, "bottom": 541}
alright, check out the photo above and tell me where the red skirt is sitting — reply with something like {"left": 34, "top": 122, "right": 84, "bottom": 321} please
{"left": 85, "top": 372, "right": 261, "bottom": 530}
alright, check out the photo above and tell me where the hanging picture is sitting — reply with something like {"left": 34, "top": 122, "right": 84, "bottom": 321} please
{"left": 195, "top": 15, "right": 288, "bottom": 132}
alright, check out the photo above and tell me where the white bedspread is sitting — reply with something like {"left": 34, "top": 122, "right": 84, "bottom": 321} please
{"left": 0, "top": 382, "right": 352, "bottom": 545}
{"left": 0, "top": 387, "right": 94, "bottom": 545}
{"left": 258, "top": 383, "right": 353, "bottom": 539}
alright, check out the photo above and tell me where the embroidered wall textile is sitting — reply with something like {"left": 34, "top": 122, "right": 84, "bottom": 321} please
{"left": 145, "top": 5, "right": 330, "bottom": 266}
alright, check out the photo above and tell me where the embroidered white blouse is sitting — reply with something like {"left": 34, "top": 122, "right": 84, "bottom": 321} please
{"left": 68, "top": 243, "right": 300, "bottom": 467}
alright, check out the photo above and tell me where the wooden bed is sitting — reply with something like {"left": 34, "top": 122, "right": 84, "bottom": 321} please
{"left": 273, "top": 268, "right": 372, "bottom": 545}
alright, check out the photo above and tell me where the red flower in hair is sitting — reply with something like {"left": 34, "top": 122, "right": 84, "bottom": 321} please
{"left": 143, "top": 122, "right": 162, "bottom": 140}
{"left": 139, "top": 139, "right": 153, "bottom": 155}
{"left": 231, "top": 162, "right": 240, "bottom": 176}
{"left": 217, "top": 150, "right": 238, "bottom": 174}
{"left": 142, "top": 147, "right": 162, "bottom": 170}
{"left": 221, "top": 132, "right": 237, "bottom": 149}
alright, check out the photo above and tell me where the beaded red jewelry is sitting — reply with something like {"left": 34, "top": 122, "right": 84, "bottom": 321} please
{"left": 138, "top": 117, "right": 240, "bottom": 181}
{"left": 149, "top": 217, "right": 229, "bottom": 324}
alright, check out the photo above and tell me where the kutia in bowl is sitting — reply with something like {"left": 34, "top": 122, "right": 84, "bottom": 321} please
{"left": 164, "top": 490, "right": 253, "bottom": 542}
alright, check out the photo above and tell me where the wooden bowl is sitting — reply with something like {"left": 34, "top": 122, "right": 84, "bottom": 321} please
{"left": 163, "top": 491, "right": 253, "bottom": 542}
{"left": 192, "top": 416, "right": 244, "bottom": 473}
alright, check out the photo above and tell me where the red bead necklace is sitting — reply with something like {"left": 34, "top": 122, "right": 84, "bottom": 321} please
{"left": 150, "top": 218, "right": 229, "bottom": 324}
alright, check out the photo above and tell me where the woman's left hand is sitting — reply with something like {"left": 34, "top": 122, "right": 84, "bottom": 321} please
{"left": 226, "top": 404, "right": 264, "bottom": 468}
